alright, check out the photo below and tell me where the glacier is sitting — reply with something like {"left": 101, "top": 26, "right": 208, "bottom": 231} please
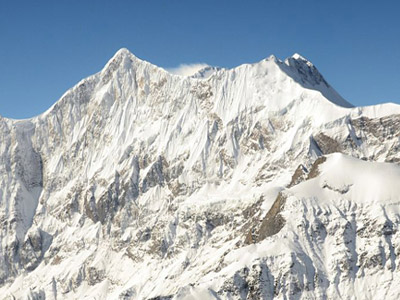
{"left": 1, "top": 48, "right": 400, "bottom": 299}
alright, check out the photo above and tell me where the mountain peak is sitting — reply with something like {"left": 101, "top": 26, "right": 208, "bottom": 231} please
{"left": 291, "top": 53, "right": 310, "bottom": 62}
{"left": 285, "top": 53, "right": 315, "bottom": 70}
{"left": 107, "top": 47, "right": 138, "bottom": 66}
{"left": 113, "top": 47, "right": 134, "bottom": 59}
{"left": 100, "top": 47, "right": 158, "bottom": 80}
{"left": 280, "top": 53, "right": 353, "bottom": 108}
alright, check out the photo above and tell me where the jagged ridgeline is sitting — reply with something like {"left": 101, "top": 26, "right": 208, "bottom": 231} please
{"left": 1, "top": 48, "right": 400, "bottom": 299}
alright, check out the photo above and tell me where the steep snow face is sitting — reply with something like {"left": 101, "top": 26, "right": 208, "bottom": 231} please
{"left": 1, "top": 48, "right": 400, "bottom": 299}
{"left": 282, "top": 54, "right": 353, "bottom": 108}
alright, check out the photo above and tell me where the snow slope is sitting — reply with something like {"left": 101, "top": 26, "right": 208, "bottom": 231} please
{"left": 1, "top": 48, "right": 400, "bottom": 299}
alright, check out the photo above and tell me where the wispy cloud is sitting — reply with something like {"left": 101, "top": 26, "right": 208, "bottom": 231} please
{"left": 166, "top": 63, "right": 210, "bottom": 76}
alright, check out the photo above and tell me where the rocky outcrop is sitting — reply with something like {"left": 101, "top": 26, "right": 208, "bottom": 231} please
{"left": 288, "top": 164, "right": 308, "bottom": 187}
{"left": 258, "top": 193, "right": 287, "bottom": 240}
{"left": 245, "top": 192, "right": 287, "bottom": 244}
{"left": 307, "top": 156, "right": 327, "bottom": 179}
{"left": 313, "top": 133, "right": 342, "bottom": 155}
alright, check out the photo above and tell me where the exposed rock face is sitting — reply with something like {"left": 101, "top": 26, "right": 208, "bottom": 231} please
{"left": 258, "top": 193, "right": 287, "bottom": 241}
{"left": 307, "top": 156, "right": 327, "bottom": 179}
{"left": 1, "top": 49, "right": 400, "bottom": 299}
{"left": 245, "top": 192, "right": 287, "bottom": 244}
{"left": 313, "top": 133, "right": 342, "bottom": 154}
{"left": 288, "top": 164, "right": 308, "bottom": 188}
{"left": 351, "top": 115, "right": 400, "bottom": 162}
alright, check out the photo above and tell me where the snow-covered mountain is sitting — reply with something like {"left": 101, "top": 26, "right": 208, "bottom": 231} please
{"left": 1, "top": 48, "right": 400, "bottom": 299}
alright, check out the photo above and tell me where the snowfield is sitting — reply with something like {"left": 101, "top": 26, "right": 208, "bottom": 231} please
{"left": 1, "top": 48, "right": 400, "bottom": 299}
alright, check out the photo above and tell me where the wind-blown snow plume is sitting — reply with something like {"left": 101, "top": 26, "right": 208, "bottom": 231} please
{"left": 166, "top": 63, "right": 210, "bottom": 76}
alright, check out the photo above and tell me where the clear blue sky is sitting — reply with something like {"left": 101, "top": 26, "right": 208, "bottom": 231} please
{"left": 1, "top": 0, "right": 399, "bottom": 119}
